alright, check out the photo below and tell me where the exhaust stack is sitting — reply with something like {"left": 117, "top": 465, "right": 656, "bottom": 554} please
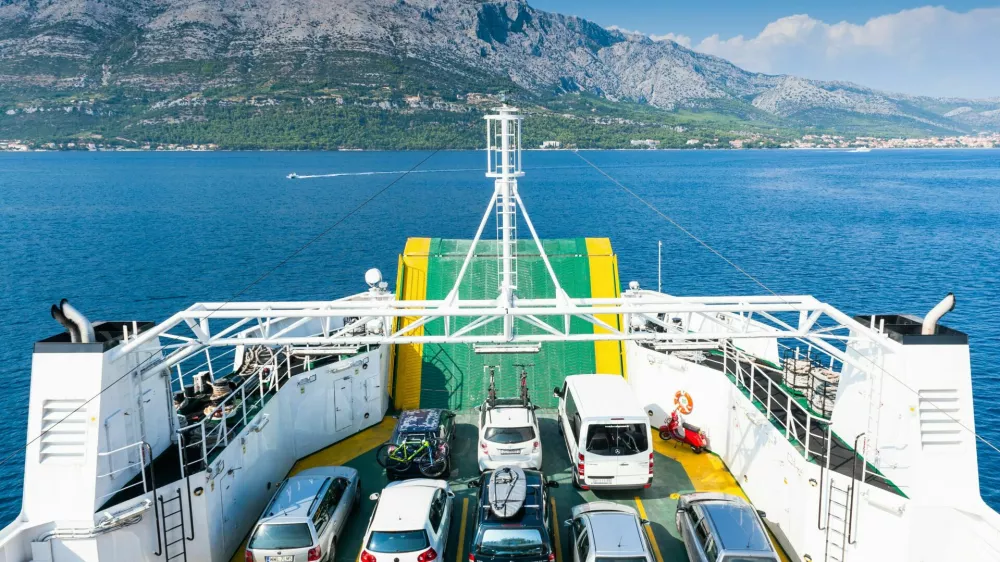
{"left": 50, "top": 304, "right": 80, "bottom": 343}
{"left": 921, "top": 293, "right": 955, "bottom": 335}
{"left": 52, "top": 299, "right": 96, "bottom": 343}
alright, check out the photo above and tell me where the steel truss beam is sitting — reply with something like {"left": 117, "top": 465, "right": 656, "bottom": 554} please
{"left": 110, "top": 288, "right": 893, "bottom": 380}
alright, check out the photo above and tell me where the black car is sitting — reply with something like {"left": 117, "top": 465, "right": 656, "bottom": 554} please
{"left": 376, "top": 409, "right": 456, "bottom": 480}
{"left": 469, "top": 468, "right": 559, "bottom": 562}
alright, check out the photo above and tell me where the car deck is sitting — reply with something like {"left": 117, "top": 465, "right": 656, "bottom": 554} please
{"left": 229, "top": 411, "right": 790, "bottom": 562}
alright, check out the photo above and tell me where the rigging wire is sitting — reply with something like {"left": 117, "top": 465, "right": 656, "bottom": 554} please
{"left": 0, "top": 150, "right": 442, "bottom": 471}
{"left": 571, "top": 149, "right": 1000, "bottom": 459}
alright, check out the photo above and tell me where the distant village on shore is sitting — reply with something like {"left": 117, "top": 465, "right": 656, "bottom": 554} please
{"left": 1, "top": 132, "right": 998, "bottom": 152}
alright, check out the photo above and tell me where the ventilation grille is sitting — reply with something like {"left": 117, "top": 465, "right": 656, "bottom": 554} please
{"left": 39, "top": 399, "right": 88, "bottom": 463}
{"left": 919, "top": 389, "right": 962, "bottom": 448}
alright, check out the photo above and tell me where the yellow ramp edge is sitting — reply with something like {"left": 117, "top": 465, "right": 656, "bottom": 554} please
{"left": 655, "top": 440, "right": 791, "bottom": 562}
{"left": 585, "top": 238, "right": 624, "bottom": 376}
{"left": 393, "top": 237, "right": 431, "bottom": 410}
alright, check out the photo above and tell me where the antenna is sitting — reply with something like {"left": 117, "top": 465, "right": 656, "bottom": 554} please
{"left": 658, "top": 240, "right": 663, "bottom": 293}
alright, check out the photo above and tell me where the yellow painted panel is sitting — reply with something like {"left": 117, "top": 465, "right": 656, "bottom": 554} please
{"left": 393, "top": 237, "right": 432, "bottom": 410}
{"left": 585, "top": 238, "right": 623, "bottom": 376}
{"left": 290, "top": 419, "right": 395, "bottom": 475}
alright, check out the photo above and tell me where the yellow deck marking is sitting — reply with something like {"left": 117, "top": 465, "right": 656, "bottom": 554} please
{"left": 550, "top": 497, "right": 562, "bottom": 562}
{"left": 633, "top": 497, "right": 664, "bottom": 562}
{"left": 394, "top": 237, "right": 432, "bottom": 409}
{"left": 653, "top": 440, "right": 791, "bottom": 562}
{"left": 290, "top": 419, "right": 395, "bottom": 475}
{"left": 585, "top": 238, "right": 624, "bottom": 376}
{"left": 457, "top": 498, "right": 470, "bottom": 562}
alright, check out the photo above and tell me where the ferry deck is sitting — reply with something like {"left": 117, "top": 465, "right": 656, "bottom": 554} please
{"left": 228, "top": 236, "right": 791, "bottom": 562}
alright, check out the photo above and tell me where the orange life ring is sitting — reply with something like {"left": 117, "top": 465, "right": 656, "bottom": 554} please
{"left": 674, "top": 391, "right": 694, "bottom": 414}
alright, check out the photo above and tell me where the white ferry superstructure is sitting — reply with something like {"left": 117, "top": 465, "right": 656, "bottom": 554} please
{"left": 1, "top": 107, "right": 998, "bottom": 562}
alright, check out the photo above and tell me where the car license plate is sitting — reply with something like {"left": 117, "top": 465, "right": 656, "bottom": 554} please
{"left": 588, "top": 477, "right": 612, "bottom": 483}
{"left": 266, "top": 556, "right": 294, "bottom": 562}
{"left": 499, "top": 449, "right": 521, "bottom": 455}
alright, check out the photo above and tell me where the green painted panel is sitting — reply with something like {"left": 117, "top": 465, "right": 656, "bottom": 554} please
{"left": 418, "top": 238, "right": 598, "bottom": 409}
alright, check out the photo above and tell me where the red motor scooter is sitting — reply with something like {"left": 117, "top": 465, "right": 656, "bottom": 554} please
{"left": 658, "top": 409, "right": 708, "bottom": 453}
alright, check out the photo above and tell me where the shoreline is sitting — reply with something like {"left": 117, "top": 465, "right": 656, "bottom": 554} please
{"left": 3, "top": 146, "right": 1000, "bottom": 154}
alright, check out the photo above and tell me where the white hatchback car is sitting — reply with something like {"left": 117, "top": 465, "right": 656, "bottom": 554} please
{"left": 360, "top": 479, "right": 454, "bottom": 562}
{"left": 477, "top": 398, "right": 542, "bottom": 471}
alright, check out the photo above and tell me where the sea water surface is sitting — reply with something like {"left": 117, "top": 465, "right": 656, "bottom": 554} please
{"left": 0, "top": 149, "right": 998, "bottom": 521}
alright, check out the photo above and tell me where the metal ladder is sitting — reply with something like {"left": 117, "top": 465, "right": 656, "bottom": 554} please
{"left": 824, "top": 479, "right": 851, "bottom": 562}
{"left": 157, "top": 488, "right": 189, "bottom": 562}
{"left": 494, "top": 189, "right": 518, "bottom": 291}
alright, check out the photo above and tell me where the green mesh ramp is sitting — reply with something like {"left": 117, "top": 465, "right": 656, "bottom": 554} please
{"left": 418, "top": 238, "right": 597, "bottom": 409}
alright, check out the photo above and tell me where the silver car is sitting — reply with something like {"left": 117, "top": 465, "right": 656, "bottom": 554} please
{"left": 566, "top": 502, "right": 655, "bottom": 562}
{"left": 246, "top": 466, "right": 361, "bottom": 562}
{"left": 675, "top": 492, "right": 779, "bottom": 562}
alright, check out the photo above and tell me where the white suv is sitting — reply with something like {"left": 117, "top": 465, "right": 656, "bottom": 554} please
{"left": 360, "top": 479, "right": 454, "bottom": 562}
{"left": 477, "top": 368, "right": 542, "bottom": 471}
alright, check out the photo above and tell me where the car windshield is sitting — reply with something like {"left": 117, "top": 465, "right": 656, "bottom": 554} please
{"left": 484, "top": 426, "right": 535, "bottom": 444}
{"left": 477, "top": 528, "right": 545, "bottom": 555}
{"left": 585, "top": 424, "right": 648, "bottom": 456}
{"left": 249, "top": 523, "right": 313, "bottom": 550}
{"left": 367, "top": 530, "right": 430, "bottom": 553}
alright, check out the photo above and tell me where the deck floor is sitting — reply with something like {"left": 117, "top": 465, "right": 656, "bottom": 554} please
{"left": 232, "top": 411, "right": 789, "bottom": 562}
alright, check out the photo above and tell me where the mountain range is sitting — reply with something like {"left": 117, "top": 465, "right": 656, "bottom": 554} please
{"left": 1, "top": 0, "right": 998, "bottom": 148}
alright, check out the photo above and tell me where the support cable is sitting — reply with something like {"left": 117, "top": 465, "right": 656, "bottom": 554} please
{"left": 0, "top": 150, "right": 441, "bottom": 471}
{"left": 572, "top": 149, "right": 1000, "bottom": 458}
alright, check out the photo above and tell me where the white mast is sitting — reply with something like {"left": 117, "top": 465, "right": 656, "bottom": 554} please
{"left": 486, "top": 105, "right": 524, "bottom": 339}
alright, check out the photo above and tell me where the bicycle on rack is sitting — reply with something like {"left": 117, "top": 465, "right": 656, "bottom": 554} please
{"left": 376, "top": 436, "right": 449, "bottom": 478}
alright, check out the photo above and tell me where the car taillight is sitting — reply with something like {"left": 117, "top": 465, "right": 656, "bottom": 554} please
{"left": 649, "top": 452, "right": 654, "bottom": 475}
{"left": 548, "top": 553, "right": 556, "bottom": 562}
{"left": 532, "top": 441, "right": 540, "bottom": 450}
{"left": 480, "top": 442, "right": 488, "bottom": 452}
{"left": 308, "top": 546, "right": 322, "bottom": 561}
{"left": 418, "top": 547, "right": 438, "bottom": 562}
{"left": 577, "top": 452, "right": 585, "bottom": 476}
{"left": 361, "top": 550, "right": 376, "bottom": 562}
{"left": 469, "top": 555, "right": 476, "bottom": 562}
{"left": 244, "top": 550, "right": 253, "bottom": 562}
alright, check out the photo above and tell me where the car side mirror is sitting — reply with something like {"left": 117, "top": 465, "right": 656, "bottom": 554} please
{"left": 467, "top": 477, "right": 482, "bottom": 488}
{"left": 553, "top": 387, "right": 563, "bottom": 398}
{"left": 369, "top": 493, "right": 380, "bottom": 501}
{"left": 757, "top": 510, "right": 767, "bottom": 519}
{"left": 641, "top": 518, "right": 650, "bottom": 526}
{"left": 447, "top": 491, "right": 456, "bottom": 498}
{"left": 545, "top": 480, "right": 560, "bottom": 488}
{"left": 473, "top": 405, "right": 481, "bottom": 412}
{"left": 563, "top": 519, "right": 573, "bottom": 527}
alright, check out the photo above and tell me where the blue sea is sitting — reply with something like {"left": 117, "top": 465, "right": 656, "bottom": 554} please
{"left": 1, "top": 149, "right": 998, "bottom": 521}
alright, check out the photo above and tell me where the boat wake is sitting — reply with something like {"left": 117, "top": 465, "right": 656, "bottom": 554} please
{"left": 288, "top": 167, "right": 479, "bottom": 179}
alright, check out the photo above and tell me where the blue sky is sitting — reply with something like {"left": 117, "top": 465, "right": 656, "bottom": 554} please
{"left": 529, "top": 1, "right": 1000, "bottom": 98}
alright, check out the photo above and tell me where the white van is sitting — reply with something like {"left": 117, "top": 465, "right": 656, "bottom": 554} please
{"left": 554, "top": 375, "right": 653, "bottom": 490}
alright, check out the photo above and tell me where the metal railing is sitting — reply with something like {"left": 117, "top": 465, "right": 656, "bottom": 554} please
{"left": 723, "top": 341, "right": 833, "bottom": 464}
{"left": 96, "top": 441, "right": 153, "bottom": 504}
{"left": 175, "top": 352, "right": 290, "bottom": 477}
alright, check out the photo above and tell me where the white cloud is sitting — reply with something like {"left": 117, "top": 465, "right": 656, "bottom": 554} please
{"left": 650, "top": 32, "right": 691, "bottom": 48}
{"left": 660, "top": 7, "right": 1000, "bottom": 98}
